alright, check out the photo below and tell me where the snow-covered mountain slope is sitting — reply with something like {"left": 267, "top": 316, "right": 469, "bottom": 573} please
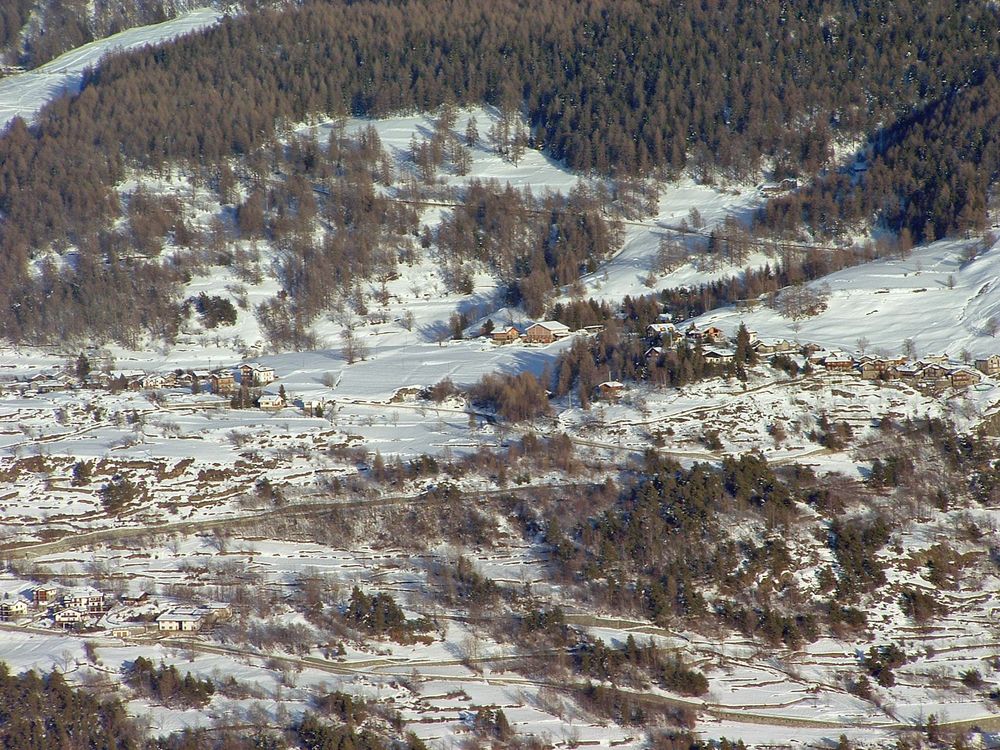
{"left": 694, "top": 236, "right": 1000, "bottom": 360}
{"left": 0, "top": 7, "right": 221, "bottom": 130}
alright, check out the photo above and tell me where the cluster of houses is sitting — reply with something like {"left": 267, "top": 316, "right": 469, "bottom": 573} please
{"left": 9, "top": 362, "right": 278, "bottom": 399}
{"left": 487, "top": 320, "right": 578, "bottom": 345}
{"left": 0, "top": 584, "right": 229, "bottom": 635}
{"left": 0, "top": 583, "right": 109, "bottom": 628}
{"left": 641, "top": 321, "right": 991, "bottom": 391}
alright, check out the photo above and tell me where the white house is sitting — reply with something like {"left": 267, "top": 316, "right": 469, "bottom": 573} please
{"left": 703, "top": 348, "right": 735, "bottom": 365}
{"left": 254, "top": 366, "right": 276, "bottom": 385}
{"left": 63, "top": 586, "right": 105, "bottom": 612}
{"left": 157, "top": 610, "right": 204, "bottom": 632}
{"left": 0, "top": 597, "right": 29, "bottom": 620}
{"left": 258, "top": 393, "right": 285, "bottom": 410}
{"left": 54, "top": 608, "right": 86, "bottom": 627}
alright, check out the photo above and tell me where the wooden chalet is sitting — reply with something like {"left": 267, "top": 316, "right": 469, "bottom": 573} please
{"left": 703, "top": 326, "right": 726, "bottom": 344}
{"left": 975, "top": 354, "right": 1000, "bottom": 376}
{"left": 210, "top": 371, "right": 236, "bottom": 394}
{"left": 524, "top": 321, "right": 571, "bottom": 344}
{"left": 644, "top": 346, "right": 665, "bottom": 363}
{"left": 596, "top": 381, "right": 625, "bottom": 400}
{"left": 949, "top": 368, "right": 982, "bottom": 389}
{"left": 646, "top": 322, "right": 677, "bottom": 340}
{"left": 822, "top": 354, "right": 855, "bottom": 372}
{"left": 491, "top": 326, "right": 521, "bottom": 344}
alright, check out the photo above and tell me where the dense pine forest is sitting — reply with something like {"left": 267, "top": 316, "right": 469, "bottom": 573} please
{"left": 2, "top": 0, "right": 1000, "bottom": 343}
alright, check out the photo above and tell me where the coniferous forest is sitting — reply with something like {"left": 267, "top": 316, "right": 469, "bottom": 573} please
{"left": 1, "top": 0, "right": 999, "bottom": 343}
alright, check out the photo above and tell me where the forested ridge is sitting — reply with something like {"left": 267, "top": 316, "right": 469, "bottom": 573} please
{"left": 2, "top": 0, "right": 1000, "bottom": 343}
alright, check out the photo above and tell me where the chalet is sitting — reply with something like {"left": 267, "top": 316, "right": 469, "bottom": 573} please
{"left": 63, "top": 587, "right": 104, "bottom": 612}
{"left": 684, "top": 324, "right": 703, "bottom": 342}
{"left": 209, "top": 371, "right": 236, "bottom": 394}
{"left": 644, "top": 346, "right": 665, "bottom": 362}
{"left": 157, "top": 609, "right": 204, "bottom": 632}
{"left": 491, "top": 326, "right": 521, "bottom": 344}
{"left": 54, "top": 608, "right": 86, "bottom": 628}
{"left": 754, "top": 339, "right": 796, "bottom": 355}
{"left": 895, "top": 363, "right": 922, "bottom": 379}
{"left": 176, "top": 372, "right": 194, "bottom": 387}
{"left": 975, "top": 354, "right": 1000, "bottom": 376}
{"left": 142, "top": 374, "right": 166, "bottom": 389}
{"left": 858, "top": 361, "right": 881, "bottom": 380}
{"left": 239, "top": 363, "right": 276, "bottom": 385}
{"left": 949, "top": 368, "right": 982, "bottom": 389}
{"left": 919, "top": 363, "right": 948, "bottom": 383}
{"left": 596, "top": 381, "right": 625, "bottom": 400}
{"left": 823, "top": 354, "right": 855, "bottom": 372}
{"left": 703, "top": 349, "right": 735, "bottom": 365}
{"left": 120, "top": 591, "right": 149, "bottom": 606}
{"left": 33, "top": 584, "right": 60, "bottom": 607}
{"left": 258, "top": 393, "right": 285, "bottom": 410}
{"left": 524, "top": 321, "right": 571, "bottom": 344}
{"left": 703, "top": 326, "right": 726, "bottom": 344}
{"left": 646, "top": 322, "right": 677, "bottom": 340}
{"left": 657, "top": 312, "right": 673, "bottom": 323}
{"left": 0, "top": 597, "right": 28, "bottom": 621}
{"left": 806, "top": 350, "right": 832, "bottom": 366}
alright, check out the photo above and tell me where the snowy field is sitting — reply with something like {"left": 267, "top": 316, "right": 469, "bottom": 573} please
{"left": 694, "top": 235, "right": 1000, "bottom": 363}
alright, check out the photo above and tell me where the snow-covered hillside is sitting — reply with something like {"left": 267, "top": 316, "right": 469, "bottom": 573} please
{"left": 694, "top": 236, "right": 1000, "bottom": 361}
{"left": 0, "top": 7, "right": 222, "bottom": 130}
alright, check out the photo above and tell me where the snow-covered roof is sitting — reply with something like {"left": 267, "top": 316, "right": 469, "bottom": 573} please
{"left": 647, "top": 322, "right": 675, "bottom": 332}
{"left": 529, "top": 320, "right": 570, "bottom": 333}
{"left": 64, "top": 586, "right": 103, "bottom": 601}
{"left": 157, "top": 610, "right": 203, "bottom": 622}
